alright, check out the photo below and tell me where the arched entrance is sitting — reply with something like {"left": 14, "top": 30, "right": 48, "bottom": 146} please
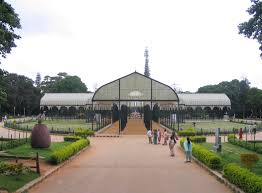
{"left": 92, "top": 72, "right": 180, "bottom": 135}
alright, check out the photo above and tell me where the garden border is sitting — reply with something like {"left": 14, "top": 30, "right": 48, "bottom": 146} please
{"left": 178, "top": 146, "right": 244, "bottom": 193}
{"left": 15, "top": 144, "right": 91, "bottom": 193}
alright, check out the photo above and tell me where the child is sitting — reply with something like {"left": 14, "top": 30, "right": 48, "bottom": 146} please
{"left": 157, "top": 129, "right": 162, "bottom": 144}
{"left": 163, "top": 129, "right": 168, "bottom": 145}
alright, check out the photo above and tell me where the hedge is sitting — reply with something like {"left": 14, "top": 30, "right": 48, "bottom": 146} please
{"left": 64, "top": 136, "right": 81, "bottom": 142}
{"left": 50, "top": 139, "right": 89, "bottom": 164}
{"left": 228, "top": 134, "right": 262, "bottom": 154}
{"left": 178, "top": 128, "right": 196, "bottom": 137}
{"left": 75, "top": 128, "right": 94, "bottom": 138}
{"left": 224, "top": 163, "right": 262, "bottom": 193}
{"left": 180, "top": 138, "right": 221, "bottom": 169}
{"left": 189, "top": 136, "right": 206, "bottom": 143}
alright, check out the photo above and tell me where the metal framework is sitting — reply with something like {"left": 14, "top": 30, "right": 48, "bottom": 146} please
{"left": 92, "top": 72, "right": 180, "bottom": 134}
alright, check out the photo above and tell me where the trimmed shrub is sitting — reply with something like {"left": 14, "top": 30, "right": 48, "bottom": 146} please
{"left": 50, "top": 139, "right": 89, "bottom": 164}
{"left": 180, "top": 138, "right": 221, "bottom": 169}
{"left": 223, "top": 163, "right": 262, "bottom": 193}
{"left": 190, "top": 136, "right": 206, "bottom": 143}
{"left": 178, "top": 127, "right": 196, "bottom": 137}
{"left": 192, "top": 144, "right": 221, "bottom": 169}
{"left": 64, "top": 136, "right": 81, "bottom": 142}
{"left": 240, "top": 153, "right": 259, "bottom": 170}
{"left": 75, "top": 128, "right": 94, "bottom": 138}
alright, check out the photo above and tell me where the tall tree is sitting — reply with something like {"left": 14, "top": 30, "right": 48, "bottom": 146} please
{"left": 0, "top": 0, "right": 21, "bottom": 63}
{"left": 0, "top": 68, "right": 7, "bottom": 115}
{"left": 40, "top": 73, "right": 88, "bottom": 93}
{"left": 144, "top": 47, "right": 150, "bottom": 77}
{"left": 50, "top": 76, "right": 87, "bottom": 93}
{"left": 4, "top": 73, "right": 41, "bottom": 115}
{"left": 35, "top": 72, "right": 41, "bottom": 88}
{"left": 239, "top": 0, "right": 262, "bottom": 58}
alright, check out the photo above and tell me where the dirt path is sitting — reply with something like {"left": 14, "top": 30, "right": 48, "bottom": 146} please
{"left": 30, "top": 136, "right": 231, "bottom": 193}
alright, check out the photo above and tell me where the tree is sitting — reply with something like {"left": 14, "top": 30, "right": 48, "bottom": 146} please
{"left": 50, "top": 76, "right": 87, "bottom": 93}
{"left": 4, "top": 73, "right": 41, "bottom": 115}
{"left": 0, "top": 68, "right": 7, "bottom": 115}
{"left": 0, "top": 0, "right": 21, "bottom": 63}
{"left": 35, "top": 72, "right": 41, "bottom": 88}
{"left": 197, "top": 78, "right": 251, "bottom": 118}
{"left": 239, "top": 0, "right": 262, "bottom": 58}
{"left": 40, "top": 73, "right": 88, "bottom": 93}
{"left": 144, "top": 47, "right": 150, "bottom": 77}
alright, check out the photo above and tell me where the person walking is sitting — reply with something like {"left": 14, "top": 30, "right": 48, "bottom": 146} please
{"left": 157, "top": 129, "right": 162, "bottom": 144}
{"left": 169, "top": 135, "right": 176, "bottom": 156}
{"left": 163, "top": 129, "right": 168, "bottom": 145}
{"left": 147, "top": 129, "right": 153, "bottom": 144}
{"left": 153, "top": 129, "right": 158, "bottom": 144}
{"left": 183, "top": 137, "right": 192, "bottom": 162}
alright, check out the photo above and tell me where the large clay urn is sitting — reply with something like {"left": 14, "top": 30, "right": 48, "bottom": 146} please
{"left": 31, "top": 121, "right": 51, "bottom": 148}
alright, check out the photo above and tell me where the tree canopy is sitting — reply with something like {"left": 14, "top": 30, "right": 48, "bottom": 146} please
{"left": 40, "top": 73, "right": 88, "bottom": 93}
{"left": 239, "top": 0, "right": 262, "bottom": 58}
{"left": 0, "top": 0, "right": 21, "bottom": 63}
{"left": 0, "top": 72, "right": 41, "bottom": 116}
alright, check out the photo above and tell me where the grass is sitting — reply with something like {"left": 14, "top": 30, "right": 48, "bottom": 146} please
{"left": 202, "top": 142, "right": 262, "bottom": 176}
{"left": 0, "top": 171, "right": 39, "bottom": 192}
{"left": 179, "top": 121, "right": 248, "bottom": 132}
{"left": 7, "top": 141, "right": 72, "bottom": 161}
{"left": 18, "top": 119, "right": 92, "bottom": 131}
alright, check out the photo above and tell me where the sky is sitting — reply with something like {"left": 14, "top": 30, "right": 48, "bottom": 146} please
{"left": 2, "top": 0, "right": 262, "bottom": 92}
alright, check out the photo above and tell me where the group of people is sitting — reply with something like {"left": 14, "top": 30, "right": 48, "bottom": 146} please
{"left": 147, "top": 128, "right": 192, "bottom": 162}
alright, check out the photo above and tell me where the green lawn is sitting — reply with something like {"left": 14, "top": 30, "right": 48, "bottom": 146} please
{"left": 179, "top": 121, "right": 249, "bottom": 132}
{"left": 18, "top": 119, "right": 92, "bottom": 131}
{"left": 202, "top": 142, "right": 262, "bottom": 176}
{"left": 0, "top": 171, "right": 39, "bottom": 192}
{"left": 7, "top": 141, "right": 71, "bottom": 161}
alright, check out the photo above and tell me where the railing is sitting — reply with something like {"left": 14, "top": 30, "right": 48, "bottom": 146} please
{"left": 0, "top": 152, "right": 40, "bottom": 174}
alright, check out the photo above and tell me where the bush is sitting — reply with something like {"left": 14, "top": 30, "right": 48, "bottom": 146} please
{"left": 50, "top": 139, "right": 89, "bottom": 164}
{"left": 189, "top": 136, "right": 206, "bottom": 143}
{"left": 0, "top": 162, "right": 29, "bottom": 176}
{"left": 64, "top": 136, "right": 81, "bottom": 142}
{"left": 0, "top": 138, "right": 28, "bottom": 151}
{"left": 223, "top": 163, "right": 262, "bottom": 193}
{"left": 240, "top": 153, "right": 259, "bottom": 170}
{"left": 75, "top": 128, "right": 94, "bottom": 138}
{"left": 180, "top": 138, "right": 221, "bottom": 169}
{"left": 178, "top": 127, "right": 196, "bottom": 137}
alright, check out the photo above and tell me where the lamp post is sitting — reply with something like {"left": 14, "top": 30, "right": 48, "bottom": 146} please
{"left": 24, "top": 107, "right": 25, "bottom": 117}
{"left": 14, "top": 106, "right": 15, "bottom": 117}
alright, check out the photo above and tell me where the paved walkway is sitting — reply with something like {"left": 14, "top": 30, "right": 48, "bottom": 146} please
{"left": 0, "top": 122, "right": 63, "bottom": 142}
{"left": 30, "top": 136, "right": 231, "bottom": 193}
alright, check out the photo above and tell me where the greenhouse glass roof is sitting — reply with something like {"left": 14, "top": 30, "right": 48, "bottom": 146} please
{"left": 92, "top": 72, "right": 179, "bottom": 102}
